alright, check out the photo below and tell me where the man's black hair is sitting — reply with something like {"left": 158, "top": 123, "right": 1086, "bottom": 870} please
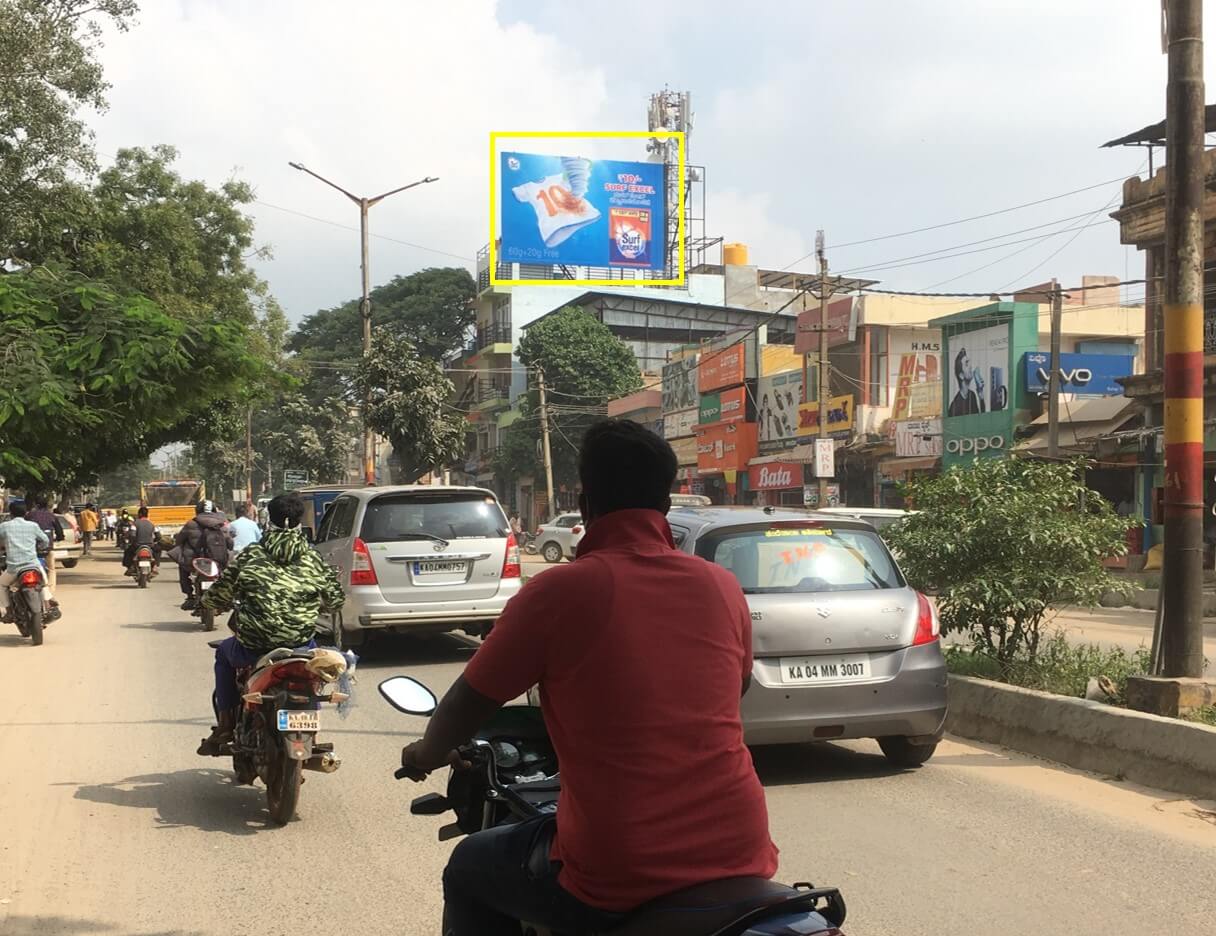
{"left": 10, "top": 502, "right": 27, "bottom": 518}
{"left": 234, "top": 502, "right": 249, "bottom": 519}
{"left": 35, "top": 499, "right": 48, "bottom": 510}
{"left": 269, "top": 492, "right": 305, "bottom": 529}
{"left": 954, "top": 348, "right": 968, "bottom": 383}
{"left": 578, "top": 419, "right": 676, "bottom": 517}
{"left": 138, "top": 506, "right": 149, "bottom": 518}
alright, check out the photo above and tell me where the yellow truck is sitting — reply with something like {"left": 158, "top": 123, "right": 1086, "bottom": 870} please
{"left": 141, "top": 480, "right": 205, "bottom": 539}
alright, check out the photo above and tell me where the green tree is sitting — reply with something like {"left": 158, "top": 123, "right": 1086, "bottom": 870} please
{"left": 0, "top": 266, "right": 261, "bottom": 491}
{"left": 354, "top": 332, "right": 466, "bottom": 483}
{"left": 0, "top": 0, "right": 138, "bottom": 262}
{"left": 95, "top": 458, "right": 156, "bottom": 506}
{"left": 498, "top": 306, "right": 643, "bottom": 491}
{"left": 883, "top": 458, "right": 1136, "bottom": 668}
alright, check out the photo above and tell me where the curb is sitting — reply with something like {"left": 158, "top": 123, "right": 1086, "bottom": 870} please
{"left": 946, "top": 674, "right": 1216, "bottom": 801}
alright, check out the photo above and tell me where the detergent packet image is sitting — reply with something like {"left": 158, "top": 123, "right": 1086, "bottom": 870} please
{"left": 608, "top": 207, "right": 653, "bottom": 266}
{"left": 512, "top": 157, "right": 601, "bottom": 249}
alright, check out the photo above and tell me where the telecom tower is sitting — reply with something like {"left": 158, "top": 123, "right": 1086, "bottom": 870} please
{"left": 647, "top": 89, "right": 718, "bottom": 276}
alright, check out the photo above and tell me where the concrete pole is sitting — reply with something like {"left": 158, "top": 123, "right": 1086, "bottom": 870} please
{"left": 359, "top": 199, "right": 376, "bottom": 486}
{"left": 536, "top": 368, "right": 556, "bottom": 520}
{"left": 1046, "top": 280, "right": 1062, "bottom": 458}
{"left": 1162, "top": 0, "right": 1206, "bottom": 679}
{"left": 816, "top": 231, "right": 832, "bottom": 509}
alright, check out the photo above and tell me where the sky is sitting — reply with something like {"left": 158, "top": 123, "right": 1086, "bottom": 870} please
{"left": 86, "top": 0, "right": 1203, "bottom": 325}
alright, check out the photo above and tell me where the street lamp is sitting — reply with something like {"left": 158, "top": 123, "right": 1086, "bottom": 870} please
{"left": 288, "top": 161, "right": 438, "bottom": 485}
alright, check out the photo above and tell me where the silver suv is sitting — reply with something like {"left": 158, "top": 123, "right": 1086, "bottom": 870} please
{"left": 312, "top": 485, "right": 521, "bottom": 648}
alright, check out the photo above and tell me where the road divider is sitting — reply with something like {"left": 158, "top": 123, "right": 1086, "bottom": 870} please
{"left": 946, "top": 675, "right": 1216, "bottom": 801}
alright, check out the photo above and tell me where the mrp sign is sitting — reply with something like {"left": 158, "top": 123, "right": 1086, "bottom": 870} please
{"left": 1022, "top": 352, "right": 1133, "bottom": 397}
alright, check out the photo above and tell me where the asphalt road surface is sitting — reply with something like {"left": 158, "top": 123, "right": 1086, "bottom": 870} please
{"left": 4, "top": 546, "right": 1214, "bottom": 936}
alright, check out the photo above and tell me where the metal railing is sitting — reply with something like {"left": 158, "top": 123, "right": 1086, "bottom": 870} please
{"left": 476, "top": 379, "right": 511, "bottom": 404}
{"left": 476, "top": 322, "right": 512, "bottom": 348}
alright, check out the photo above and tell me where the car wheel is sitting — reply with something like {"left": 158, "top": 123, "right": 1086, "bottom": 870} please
{"left": 61, "top": 559, "right": 77, "bottom": 569}
{"left": 878, "top": 736, "right": 938, "bottom": 768}
{"left": 542, "top": 542, "right": 563, "bottom": 563}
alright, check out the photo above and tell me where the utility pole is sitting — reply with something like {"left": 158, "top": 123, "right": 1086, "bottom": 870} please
{"left": 536, "top": 368, "right": 556, "bottom": 521}
{"left": 288, "top": 162, "right": 438, "bottom": 486}
{"left": 245, "top": 405, "right": 254, "bottom": 506}
{"left": 816, "top": 230, "right": 834, "bottom": 509}
{"left": 1161, "top": 0, "right": 1206, "bottom": 679}
{"left": 1046, "top": 279, "right": 1062, "bottom": 458}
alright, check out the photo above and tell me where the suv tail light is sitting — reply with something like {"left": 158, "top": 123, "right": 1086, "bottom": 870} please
{"left": 913, "top": 592, "right": 940, "bottom": 646}
{"left": 19, "top": 570, "right": 42, "bottom": 588}
{"left": 502, "top": 533, "right": 521, "bottom": 579}
{"left": 351, "top": 537, "right": 378, "bottom": 587}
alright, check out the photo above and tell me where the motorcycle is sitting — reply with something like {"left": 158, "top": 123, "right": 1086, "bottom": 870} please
{"left": 379, "top": 676, "right": 848, "bottom": 936}
{"left": 190, "top": 557, "right": 222, "bottom": 630}
{"left": 205, "top": 635, "right": 355, "bottom": 825}
{"left": 1, "top": 551, "right": 55, "bottom": 646}
{"left": 128, "top": 545, "right": 158, "bottom": 588}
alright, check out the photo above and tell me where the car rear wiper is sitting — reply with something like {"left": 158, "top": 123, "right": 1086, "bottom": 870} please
{"left": 392, "top": 532, "right": 451, "bottom": 548}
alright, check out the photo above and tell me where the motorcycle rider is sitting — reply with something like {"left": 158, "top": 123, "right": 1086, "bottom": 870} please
{"left": 195, "top": 492, "right": 345, "bottom": 756}
{"left": 123, "top": 507, "right": 161, "bottom": 574}
{"left": 175, "top": 500, "right": 233, "bottom": 611}
{"left": 399, "top": 419, "right": 777, "bottom": 935}
{"left": 0, "top": 502, "right": 58, "bottom": 622}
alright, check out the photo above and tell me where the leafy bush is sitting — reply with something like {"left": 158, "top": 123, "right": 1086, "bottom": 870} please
{"left": 885, "top": 458, "right": 1136, "bottom": 667}
{"left": 945, "top": 633, "right": 1152, "bottom": 701}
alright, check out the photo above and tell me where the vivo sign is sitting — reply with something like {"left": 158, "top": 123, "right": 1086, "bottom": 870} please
{"left": 945, "top": 435, "right": 1005, "bottom": 455}
{"left": 1022, "top": 352, "right": 1132, "bottom": 396}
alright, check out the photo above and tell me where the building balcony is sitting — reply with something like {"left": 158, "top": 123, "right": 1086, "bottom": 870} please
{"left": 473, "top": 378, "right": 512, "bottom": 411}
{"left": 476, "top": 321, "right": 512, "bottom": 353}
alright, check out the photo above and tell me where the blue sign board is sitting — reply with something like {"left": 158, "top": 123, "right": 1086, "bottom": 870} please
{"left": 499, "top": 152, "right": 666, "bottom": 270}
{"left": 1022, "top": 352, "right": 1134, "bottom": 396}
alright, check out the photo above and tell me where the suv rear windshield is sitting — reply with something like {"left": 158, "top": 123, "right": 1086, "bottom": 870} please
{"left": 359, "top": 492, "right": 508, "bottom": 543}
{"left": 696, "top": 523, "right": 903, "bottom": 594}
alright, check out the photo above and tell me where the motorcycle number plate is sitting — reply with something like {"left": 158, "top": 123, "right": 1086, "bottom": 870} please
{"left": 138, "top": 561, "right": 152, "bottom": 570}
{"left": 277, "top": 710, "right": 320, "bottom": 732}
{"left": 199, "top": 580, "right": 214, "bottom": 590}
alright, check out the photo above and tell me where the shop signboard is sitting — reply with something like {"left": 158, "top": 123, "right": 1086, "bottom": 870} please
{"left": 661, "top": 356, "right": 699, "bottom": 412}
{"left": 757, "top": 369, "right": 803, "bottom": 444}
{"left": 1022, "top": 352, "right": 1133, "bottom": 397}
{"left": 893, "top": 418, "right": 943, "bottom": 457}
{"left": 663, "top": 408, "right": 698, "bottom": 439}
{"left": 813, "top": 438, "right": 835, "bottom": 478}
{"left": 699, "top": 392, "right": 721, "bottom": 425}
{"left": 499, "top": 152, "right": 666, "bottom": 270}
{"left": 695, "top": 422, "right": 758, "bottom": 474}
{"left": 795, "top": 297, "right": 857, "bottom": 355}
{"left": 889, "top": 331, "right": 942, "bottom": 419}
{"left": 749, "top": 461, "right": 801, "bottom": 491}
{"left": 908, "top": 381, "right": 942, "bottom": 418}
{"left": 668, "top": 435, "right": 698, "bottom": 466}
{"left": 698, "top": 385, "right": 748, "bottom": 427}
{"left": 796, "top": 394, "right": 855, "bottom": 435}
{"left": 698, "top": 341, "right": 751, "bottom": 393}
{"left": 802, "top": 484, "right": 840, "bottom": 508}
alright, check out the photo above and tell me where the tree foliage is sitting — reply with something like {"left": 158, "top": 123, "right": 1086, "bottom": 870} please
{"left": 0, "top": 266, "right": 261, "bottom": 490}
{"left": 497, "top": 307, "right": 643, "bottom": 491}
{"left": 884, "top": 458, "right": 1136, "bottom": 667}
{"left": 0, "top": 0, "right": 138, "bottom": 261}
{"left": 355, "top": 332, "right": 467, "bottom": 483}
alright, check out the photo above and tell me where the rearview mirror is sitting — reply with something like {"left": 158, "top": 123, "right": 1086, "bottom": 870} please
{"left": 379, "top": 676, "right": 438, "bottom": 716}
{"left": 192, "top": 557, "right": 220, "bottom": 578}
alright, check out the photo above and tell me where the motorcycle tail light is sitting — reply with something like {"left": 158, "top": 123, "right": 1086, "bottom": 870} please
{"left": 351, "top": 537, "right": 378, "bottom": 587}
{"left": 19, "top": 570, "right": 42, "bottom": 588}
{"left": 912, "top": 592, "right": 940, "bottom": 646}
{"left": 502, "top": 533, "right": 521, "bottom": 579}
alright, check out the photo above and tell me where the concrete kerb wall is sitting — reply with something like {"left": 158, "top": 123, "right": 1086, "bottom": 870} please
{"left": 946, "top": 675, "right": 1216, "bottom": 801}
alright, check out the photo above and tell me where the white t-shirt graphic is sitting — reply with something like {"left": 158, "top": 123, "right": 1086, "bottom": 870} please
{"left": 512, "top": 173, "right": 601, "bottom": 248}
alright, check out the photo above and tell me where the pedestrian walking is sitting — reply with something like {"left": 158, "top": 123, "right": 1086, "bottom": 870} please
{"left": 79, "top": 504, "right": 99, "bottom": 556}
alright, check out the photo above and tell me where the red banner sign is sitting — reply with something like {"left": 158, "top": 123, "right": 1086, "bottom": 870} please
{"left": 749, "top": 461, "right": 801, "bottom": 490}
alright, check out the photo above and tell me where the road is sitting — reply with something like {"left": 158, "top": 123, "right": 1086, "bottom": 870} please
{"left": 3, "top": 546, "right": 1214, "bottom": 936}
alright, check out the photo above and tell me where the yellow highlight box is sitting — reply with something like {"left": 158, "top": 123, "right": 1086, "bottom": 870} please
{"left": 489, "top": 130, "right": 686, "bottom": 288}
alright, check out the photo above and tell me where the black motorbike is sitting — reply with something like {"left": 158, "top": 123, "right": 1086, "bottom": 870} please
{"left": 190, "top": 557, "right": 222, "bottom": 630}
{"left": 379, "top": 676, "right": 847, "bottom": 936}
{"left": 1, "top": 551, "right": 54, "bottom": 646}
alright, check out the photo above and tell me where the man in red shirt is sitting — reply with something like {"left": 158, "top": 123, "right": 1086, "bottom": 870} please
{"left": 400, "top": 419, "right": 777, "bottom": 935}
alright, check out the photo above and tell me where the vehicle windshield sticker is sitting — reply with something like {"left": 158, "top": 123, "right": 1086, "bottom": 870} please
{"left": 779, "top": 544, "right": 828, "bottom": 564}
{"left": 764, "top": 528, "right": 832, "bottom": 537}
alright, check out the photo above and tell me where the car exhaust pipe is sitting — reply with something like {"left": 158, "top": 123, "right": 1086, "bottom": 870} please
{"left": 303, "top": 752, "right": 340, "bottom": 773}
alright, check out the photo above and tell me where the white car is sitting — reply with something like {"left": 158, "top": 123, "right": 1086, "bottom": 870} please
{"left": 817, "top": 507, "right": 910, "bottom": 536}
{"left": 534, "top": 513, "right": 585, "bottom": 563}
{"left": 53, "top": 513, "right": 84, "bottom": 568}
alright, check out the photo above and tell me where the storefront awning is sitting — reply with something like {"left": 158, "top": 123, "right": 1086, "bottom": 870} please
{"left": 1014, "top": 397, "right": 1140, "bottom": 452}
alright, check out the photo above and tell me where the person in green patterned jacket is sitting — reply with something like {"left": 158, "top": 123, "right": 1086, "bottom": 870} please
{"left": 197, "top": 492, "right": 345, "bottom": 756}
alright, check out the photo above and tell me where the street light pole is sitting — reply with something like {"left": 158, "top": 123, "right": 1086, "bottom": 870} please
{"left": 288, "top": 162, "right": 438, "bottom": 485}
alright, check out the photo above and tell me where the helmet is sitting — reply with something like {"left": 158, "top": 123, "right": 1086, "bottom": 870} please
{"left": 196, "top": 499, "right": 215, "bottom": 514}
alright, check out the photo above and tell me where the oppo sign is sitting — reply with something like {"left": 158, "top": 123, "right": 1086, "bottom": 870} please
{"left": 945, "top": 435, "right": 1006, "bottom": 455}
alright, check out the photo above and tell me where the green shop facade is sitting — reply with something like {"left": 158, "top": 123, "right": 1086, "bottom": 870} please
{"left": 931, "top": 302, "right": 1041, "bottom": 470}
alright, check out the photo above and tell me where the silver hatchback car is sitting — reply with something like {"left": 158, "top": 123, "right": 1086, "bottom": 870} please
{"left": 666, "top": 506, "right": 947, "bottom": 767}
{"left": 312, "top": 485, "right": 521, "bottom": 649}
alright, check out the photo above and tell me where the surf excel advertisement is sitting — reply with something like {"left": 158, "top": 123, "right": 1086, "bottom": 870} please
{"left": 499, "top": 151, "right": 666, "bottom": 270}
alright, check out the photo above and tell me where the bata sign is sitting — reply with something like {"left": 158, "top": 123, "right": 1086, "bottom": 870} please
{"left": 749, "top": 462, "right": 800, "bottom": 490}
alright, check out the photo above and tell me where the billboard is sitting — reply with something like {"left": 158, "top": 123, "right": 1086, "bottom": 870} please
{"left": 749, "top": 461, "right": 802, "bottom": 491}
{"left": 661, "top": 356, "right": 699, "bottom": 412}
{"left": 757, "top": 369, "right": 803, "bottom": 444}
{"left": 794, "top": 297, "right": 857, "bottom": 355}
{"left": 894, "top": 418, "right": 943, "bottom": 457}
{"left": 698, "top": 341, "right": 750, "bottom": 392}
{"left": 696, "top": 422, "right": 758, "bottom": 473}
{"left": 663, "top": 408, "right": 698, "bottom": 439}
{"left": 889, "top": 330, "right": 942, "bottom": 419}
{"left": 699, "top": 386, "right": 748, "bottom": 427}
{"left": 1022, "top": 352, "right": 1133, "bottom": 397}
{"left": 499, "top": 152, "right": 665, "bottom": 270}
{"left": 797, "top": 394, "right": 855, "bottom": 435}
{"left": 946, "top": 324, "right": 1009, "bottom": 417}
